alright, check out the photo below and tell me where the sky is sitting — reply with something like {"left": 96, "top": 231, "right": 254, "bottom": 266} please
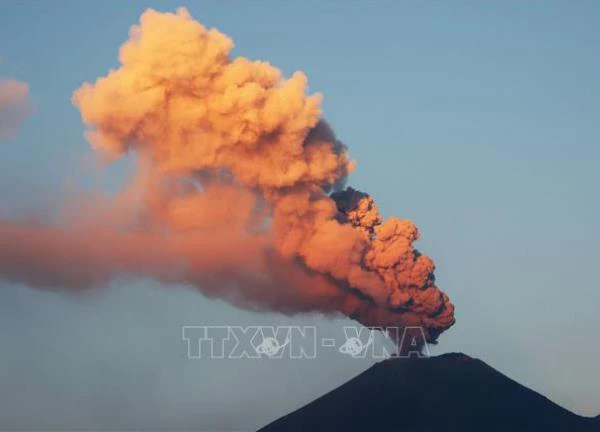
{"left": 0, "top": 0, "right": 599, "bottom": 429}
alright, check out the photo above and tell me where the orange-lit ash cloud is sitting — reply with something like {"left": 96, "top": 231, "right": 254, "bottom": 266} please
{"left": 0, "top": 8, "right": 454, "bottom": 342}
{"left": 0, "top": 78, "right": 31, "bottom": 139}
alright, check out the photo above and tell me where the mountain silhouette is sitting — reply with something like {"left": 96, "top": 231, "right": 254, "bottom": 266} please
{"left": 259, "top": 353, "right": 599, "bottom": 431}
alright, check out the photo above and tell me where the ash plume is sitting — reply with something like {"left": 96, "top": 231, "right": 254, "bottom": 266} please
{"left": 0, "top": 78, "right": 31, "bottom": 139}
{"left": 0, "top": 8, "right": 454, "bottom": 342}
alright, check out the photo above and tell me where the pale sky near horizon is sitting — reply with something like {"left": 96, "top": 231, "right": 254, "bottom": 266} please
{"left": 0, "top": 1, "right": 599, "bottom": 429}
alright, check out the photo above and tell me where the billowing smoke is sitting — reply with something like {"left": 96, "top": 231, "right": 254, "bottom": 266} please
{"left": 0, "top": 8, "right": 454, "bottom": 342}
{"left": 0, "top": 78, "right": 31, "bottom": 139}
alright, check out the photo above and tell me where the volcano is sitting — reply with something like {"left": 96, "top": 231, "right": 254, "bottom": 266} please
{"left": 259, "top": 353, "right": 599, "bottom": 432}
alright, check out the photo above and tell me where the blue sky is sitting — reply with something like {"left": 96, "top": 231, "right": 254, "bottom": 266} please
{"left": 1, "top": 1, "right": 599, "bottom": 428}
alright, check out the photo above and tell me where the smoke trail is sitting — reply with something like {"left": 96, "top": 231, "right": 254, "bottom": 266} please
{"left": 0, "top": 8, "right": 454, "bottom": 342}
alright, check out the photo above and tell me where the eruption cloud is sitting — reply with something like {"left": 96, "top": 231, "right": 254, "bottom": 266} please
{"left": 0, "top": 8, "right": 454, "bottom": 342}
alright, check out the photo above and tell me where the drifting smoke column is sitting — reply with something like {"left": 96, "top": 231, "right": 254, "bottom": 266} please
{"left": 1, "top": 8, "right": 454, "bottom": 342}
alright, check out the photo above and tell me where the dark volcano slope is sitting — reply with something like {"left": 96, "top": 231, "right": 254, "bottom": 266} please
{"left": 259, "top": 353, "right": 598, "bottom": 432}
